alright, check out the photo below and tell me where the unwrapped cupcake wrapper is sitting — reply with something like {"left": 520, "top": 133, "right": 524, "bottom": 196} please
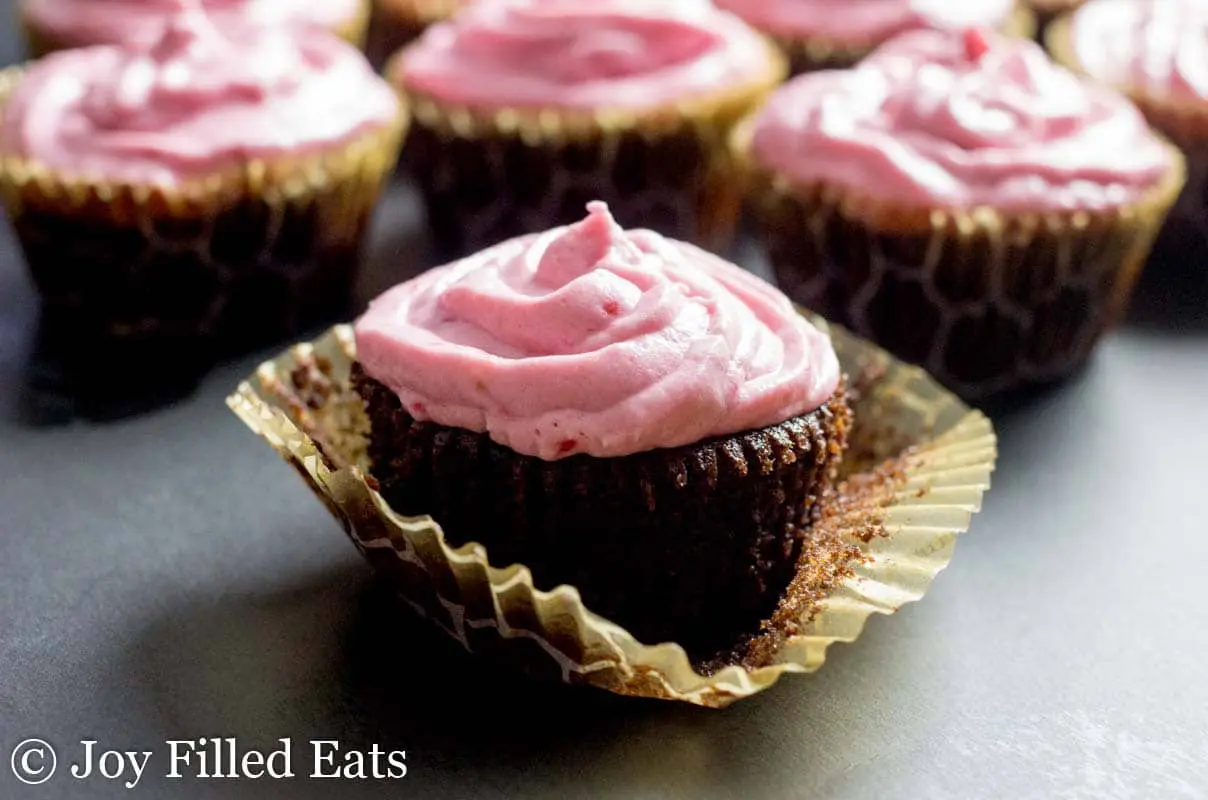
{"left": 227, "top": 318, "right": 996, "bottom": 708}
{"left": 21, "top": 0, "right": 372, "bottom": 58}
{"left": 737, "top": 125, "right": 1185, "bottom": 399}
{"left": 0, "top": 67, "right": 406, "bottom": 358}
{"left": 771, "top": 5, "right": 1037, "bottom": 74}
{"left": 396, "top": 50, "right": 786, "bottom": 257}
{"left": 1047, "top": 15, "right": 1208, "bottom": 275}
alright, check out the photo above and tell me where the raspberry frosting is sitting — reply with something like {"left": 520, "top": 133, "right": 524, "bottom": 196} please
{"left": 23, "top": 0, "right": 364, "bottom": 50}
{"left": 396, "top": 0, "right": 777, "bottom": 110}
{"left": 0, "top": 9, "right": 400, "bottom": 185}
{"left": 713, "top": 0, "right": 1016, "bottom": 43}
{"left": 749, "top": 28, "right": 1173, "bottom": 212}
{"left": 1068, "top": 0, "right": 1208, "bottom": 102}
{"left": 354, "top": 202, "right": 840, "bottom": 461}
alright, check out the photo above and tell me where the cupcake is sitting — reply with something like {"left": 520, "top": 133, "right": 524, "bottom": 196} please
{"left": 388, "top": 0, "right": 786, "bottom": 256}
{"left": 21, "top": 0, "right": 372, "bottom": 57}
{"left": 712, "top": 0, "right": 1035, "bottom": 74}
{"left": 0, "top": 10, "right": 405, "bottom": 366}
{"left": 735, "top": 28, "right": 1184, "bottom": 398}
{"left": 1047, "top": 0, "right": 1208, "bottom": 272}
{"left": 351, "top": 202, "right": 851, "bottom": 661}
{"left": 366, "top": 0, "right": 457, "bottom": 69}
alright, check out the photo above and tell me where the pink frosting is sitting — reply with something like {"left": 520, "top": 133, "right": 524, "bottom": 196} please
{"left": 23, "top": 0, "right": 364, "bottom": 50}
{"left": 1069, "top": 0, "right": 1208, "bottom": 102}
{"left": 0, "top": 9, "right": 399, "bottom": 185}
{"left": 749, "top": 29, "right": 1173, "bottom": 212}
{"left": 713, "top": 0, "right": 1015, "bottom": 43}
{"left": 397, "top": 0, "right": 776, "bottom": 110}
{"left": 354, "top": 203, "right": 840, "bottom": 461}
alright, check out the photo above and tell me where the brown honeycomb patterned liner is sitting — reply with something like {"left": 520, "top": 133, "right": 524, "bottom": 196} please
{"left": 0, "top": 67, "right": 406, "bottom": 359}
{"left": 226, "top": 318, "right": 996, "bottom": 708}
{"left": 366, "top": 0, "right": 457, "bottom": 70}
{"left": 768, "top": 4, "right": 1036, "bottom": 74}
{"left": 1047, "top": 15, "right": 1208, "bottom": 275}
{"left": 20, "top": 0, "right": 373, "bottom": 58}
{"left": 389, "top": 43, "right": 787, "bottom": 257}
{"left": 733, "top": 121, "right": 1186, "bottom": 400}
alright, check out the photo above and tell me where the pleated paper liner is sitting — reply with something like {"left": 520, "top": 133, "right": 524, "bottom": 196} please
{"left": 20, "top": 0, "right": 372, "bottom": 58}
{"left": 768, "top": 5, "right": 1036, "bottom": 74}
{"left": 390, "top": 41, "right": 787, "bottom": 257}
{"left": 227, "top": 318, "right": 995, "bottom": 708}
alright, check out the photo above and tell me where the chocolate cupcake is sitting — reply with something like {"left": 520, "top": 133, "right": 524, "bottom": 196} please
{"left": 735, "top": 28, "right": 1184, "bottom": 398}
{"left": 0, "top": 10, "right": 405, "bottom": 367}
{"left": 1047, "top": 0, "right": 1208, "bottom": 274}
{"left": 351, "top": 202, "right": 851, "bottom": 661}
{"left": 366, "top": 0, "right": 457, "bottom": 69}
{"left": 387, "top": 0, "right": 786, "bottom": 256}
{"left": 712, "top": 0, "right": 1035, "bottom": 74}
{"left": 21, "top": 0, "right": 372, "bottom": 57}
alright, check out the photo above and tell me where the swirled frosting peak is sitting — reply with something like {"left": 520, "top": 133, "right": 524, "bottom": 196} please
{"left": 713, "top": 0, "right": 1016, "bottom": 42}
{"left": 355, "top": 202, "right": 841, "bottom": 461}
{"left": 397, "top": 0, "right": 777, "bottom": 110}
{"left": 749, "top": 28, "right": 1174, "bottom": 212}
{"left": 0, "top": 7, "right": 400, "bottom": 185}
{"left": 1069, "top": 0, "right": 1208, "bottom": 102}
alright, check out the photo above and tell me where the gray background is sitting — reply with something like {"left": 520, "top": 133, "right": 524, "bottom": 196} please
{"left": 2, "top": 8, "right": 1207, "bottom": 798}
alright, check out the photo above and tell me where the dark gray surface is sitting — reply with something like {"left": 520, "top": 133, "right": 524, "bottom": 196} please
{"left": 3, "top": 16, "right": 1208, "bottom": 800}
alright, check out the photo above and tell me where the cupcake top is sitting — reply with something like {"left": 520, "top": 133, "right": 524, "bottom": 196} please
{"left": 748, "top": 28, "right": 1174, "bottom": 212}
{"left": 1067, "top": 0, "right": 1208, "bottom": 102}
{"left": 712, "top": 0, "right": 1016, "bottom": 44}
{"left": 23, "top": 0, "right": 364, "bottom": 50}
{"left": 395, "top": 0, "right": 777, "bottom": 110}
{"left": 0, "top": 9, "right": 399, "bottom": 186}
{"left": 355, "top": 202, "right": 840, "bottom": 461}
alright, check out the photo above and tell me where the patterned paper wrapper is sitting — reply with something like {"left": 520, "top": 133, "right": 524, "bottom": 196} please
{"left": 0, "top": 67, "right": 406, "bottom": 367}
{"left": 768, "top": 4, "right": 1036, "bottom": 74}
{"left": 366, "top": 0, "right": 457, "bottom": 69}
{"left": 390, "top": 43, "right": 787, "bottom": 257}
{"left": 1047, "top": 14, "right": 1208, "bottom": 276}
{"left": 733, "top": 120, "right": 1185, "bottom": 400}
{"left": 226, "top": 316, "right": 996, "bottom": 709}
{"left": 20, "top": 0, "right": 373, "bottom": 57}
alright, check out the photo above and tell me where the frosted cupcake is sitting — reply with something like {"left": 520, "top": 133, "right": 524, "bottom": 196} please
{"left": 0, "top": 10, "right": 405, "bottom": 362}
{"left": 366, "top": 0, "right": 457, "bottom": 68}
{"left": 712, "top": 0, "right": 1035, "bottom": 74}
{"left": 1048, "top": 0, "right": 1208, "bottom": 272}
{"left": 735, "top": 28, "right": 1184, "bottom": 398}
{"left": 389, "top": 0, "right": 786, "bottom": 255}
{"left": 21, "top": 0, "right": 372, "bottom": 56}
{"left": 352, "top": 202, "right": 851, "bottom": 660}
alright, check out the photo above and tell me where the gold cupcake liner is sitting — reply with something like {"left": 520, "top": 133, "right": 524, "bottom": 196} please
{"left": 227, "top": 318, "right": 997, "bottom": 708}
{"left": 771, "top": 4, "right": 1037, "bottom": 74}
{"left": 732, "top": 120, "right": 1185, "bottom": 398}
{"left": 20, "top": 0, "right": 372, "bottom": 58}
{"left": 0, "top": 65, "right": 407, "bottom": 343}
{"left": 390, "top": 43, "right": 787, "bottom": 254}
